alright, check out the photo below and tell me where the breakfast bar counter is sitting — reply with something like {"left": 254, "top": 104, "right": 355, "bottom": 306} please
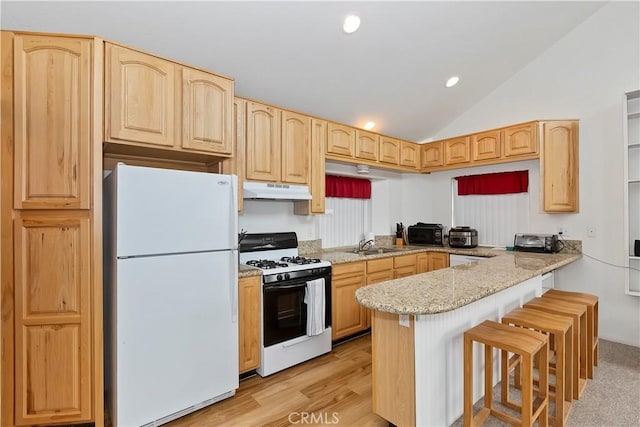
{"left": 355, "top": 251, "right": 581, "bottom": 315}
{"left": 352, "top": 250, "right": 581, "bottom": 427}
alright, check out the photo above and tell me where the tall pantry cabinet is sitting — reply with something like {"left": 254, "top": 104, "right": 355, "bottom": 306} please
{"left": 0, "top": 32, "right": 103, "bottom": 426}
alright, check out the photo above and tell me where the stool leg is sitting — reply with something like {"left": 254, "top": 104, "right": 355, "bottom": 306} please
{"left": 464, "top": 335, "right": 473, "bottom": 427}
{"left": 594, "top": 302, "right": 599, "bottom": 367}
{"left": 485, "top": 344, "right": 493, "bottom": 411}
{"left": 521, "top": 353, "right": 533, "bottom": 427}
{"left": 555, "top": 332, "right": 565, "bottom": 426}
{"left": 586, "top": 306, "right": 594, "bottom": 379}
{"left": 501, "top": 349, "right": 509, "bottom": 406}
{"left": 539, "top": 341, "right": 549, "bottom": 427}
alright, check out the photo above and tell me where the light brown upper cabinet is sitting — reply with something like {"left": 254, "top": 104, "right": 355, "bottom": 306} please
{"left": 401, "top": 141, "right": 420, "bottom": 168}
{"left": 245, "top": 101, "right": 281, "bottom": 182}
{"left": 327, "top": 122, "right": 355, "bottom": 157}
{"left": 422, "top": 141, "right": 444, "bottom": 168}
{"left": 181, "top": 67, "right": 233, "bottom": 155}
{"left": 13, "top": 34, "right": 92, "bottom": 210}
{"left": 444, "top": 136, "right": 471, "bottom": 165}
{"left": 380, "top": 136, "right": 401, "bottom": 165}
{"left": 541, "top": 121, "right": 579, "bottom": 212}
{"left": 105, "top": 43, "right": 234, "bottom": 157}
{"left": 106, "top": 44, "right": 176, "bottom": 147}
{"left": 355, "top": 129, "right": 379, "bottom": 161}
{"left": 504, "top": 122, "right": 537, "bottom": 158}
{"left": 281, "top": 110, "right": 310, "bottom": 184}
{"left": 245, "top": 102, "right": 310, "bottom": 185}
{"left": 472, "top": 130, "right": 501, "bottom": 161}
{"left": 295, "top": 118, "right": 327, "bottom": 215}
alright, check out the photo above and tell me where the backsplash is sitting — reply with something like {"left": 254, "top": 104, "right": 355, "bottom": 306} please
{"left": 298, "top": 239, "right": 322, "bottom": 255}
{"left": 559, "top": 239, "right": 581, "bottom": 254}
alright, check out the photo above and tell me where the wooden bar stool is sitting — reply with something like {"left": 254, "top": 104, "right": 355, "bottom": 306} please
{"left": 542, "top": 289, "right": 599, "bottom": 378}
{"left": 524, "top": 297, "right": 587, "bottom": 399}
{"left": 502, "top": 308, "right": 573, "bottom": 427}
{"left": 464, "top": 320, "right": 549, "bottom": 427}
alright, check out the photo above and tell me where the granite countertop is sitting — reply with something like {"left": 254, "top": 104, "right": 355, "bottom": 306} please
{"left": 304, "top": 244, "right": 501, "bottom": 264}
{"left": 354, "top": 250, "right": 581, "bottom": 316}
{"left": 239, "top": 264, "right": 262, "bottom": 278}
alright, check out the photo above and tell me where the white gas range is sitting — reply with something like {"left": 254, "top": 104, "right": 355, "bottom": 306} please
{"left": 239, "top": 232, "right": 332, "bottom": 377}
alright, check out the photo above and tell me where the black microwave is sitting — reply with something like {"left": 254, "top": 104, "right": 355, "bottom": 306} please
{"left": 407, "top": 223, "right": 444, "bottom": 246}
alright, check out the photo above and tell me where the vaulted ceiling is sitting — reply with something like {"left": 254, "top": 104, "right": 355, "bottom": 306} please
{"left": 1, "top": 1, "right": 606, "bottom": 141}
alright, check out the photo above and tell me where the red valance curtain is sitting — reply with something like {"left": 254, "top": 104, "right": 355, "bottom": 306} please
{"left": 455, "top": 170, "right": 528, "bottom": 195}
{"left": 325, "top": 175, "right": 371, "bottom": 199}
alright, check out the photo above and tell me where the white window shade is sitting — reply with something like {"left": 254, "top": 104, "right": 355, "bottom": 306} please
{"left": 318, "top": 197, "right": 372, "bottom": 248}
{"left": 452, "top": 179, "right": 530, "bottom": 247}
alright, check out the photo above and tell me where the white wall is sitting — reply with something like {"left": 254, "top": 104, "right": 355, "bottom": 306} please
{"left": 425, "top": 2, "right": 640, "bottom": 346}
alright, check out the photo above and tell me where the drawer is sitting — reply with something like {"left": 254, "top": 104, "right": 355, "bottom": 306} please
{"left": 394, "top": 254, "right": 416, "bottom": 269}
{"left": 333, "top": 261, "right": 365, "bottom": 277}
{"left": 367, "top": 270, "right": 394, "bottom": 285}
{"left": 367, "top": 257, "right": 394, "bottom": 274}
{"left": 394, "top": 265, "right": 416, "bottom": 278}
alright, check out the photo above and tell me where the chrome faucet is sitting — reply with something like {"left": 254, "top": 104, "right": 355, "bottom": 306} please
{"left": 358, "top": 238, "right": 374, "bottom": 251}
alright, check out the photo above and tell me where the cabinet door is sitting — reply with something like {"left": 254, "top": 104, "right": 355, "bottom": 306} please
{"left": 327, "top": 122, "right": 355, "bottom": 157}
{"left": 428, "top": 252, "right": 450, "bottom": 271}
{"left": 13, "top": 35, "right": 92, "bottom": 209}
{"left": 416, "top": 253, "right": 429, "bottom": 273}
{"left": 472, "top": 130, "right": 501, "bottom": 161}
{"left": 444, "top": 136, "right": 471, "bottom": 165}
{"left": 400, "top": 141, "right": 419, "bottom": 168}
{"left": 422, "top": 141, "right": 444, "bottom": 168}
{"left": 367, "top": 257, "right": 394, "bottom": 275}
{"left": 380, "top": 136, "right": 400, "bottom": 165}
{"left": 245, "top": 101, "right": 281, "bottom": 182}
{"left": 332, "top": 273, "right": 367, "bottom": 340}
{"left": 105, "top": 44, "right": 176, "bottom": 147}
{"left": 355, "top": 130, "right": 379, "bottom": 161}
{"left": 295, "top": 118, "right": 326, "bottom": 215}
{"left": 238, "top": 276, "right": 261, "bottom": 373}
{"left": 504, "top": 122, "right": 537, "bottom": 157}
{"left": 14, "top": 213, "right": 91, "bottom": 425}
{"left": 281, "top": 110, "right": 310, "bottom": 184}
{"left": 181, "top": 67, "right": 233, "bottom": 155}
{"left": 542, "top": 121, "right": 579, "bottom": 212}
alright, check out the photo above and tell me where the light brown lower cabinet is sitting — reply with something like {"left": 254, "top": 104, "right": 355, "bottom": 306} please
{"left": 333, "top": 252, "right": 451, "bottom": 340}
{"left": 238, "top": 275, "right": 261, "bottom": 373}
{"left": 331, "top": 262, "right": 367, "bottom": 340}
{"left": 428, "top": 252, "right": 450, "bottom": 271}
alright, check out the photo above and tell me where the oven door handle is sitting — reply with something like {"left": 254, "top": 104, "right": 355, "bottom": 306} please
{"left": 264, "top": 283, "right": 308, "bottom": 291}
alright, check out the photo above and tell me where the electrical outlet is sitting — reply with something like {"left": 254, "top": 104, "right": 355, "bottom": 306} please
{"left": 587, "top": 226, "right": 596, "bottom": 238}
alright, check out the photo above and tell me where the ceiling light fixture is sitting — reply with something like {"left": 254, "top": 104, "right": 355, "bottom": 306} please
{"left": 445, "top": 76, "right": 460, "bottom": 88}
{"left": 363, "top": 121, "right": 375, "bottom": 130}
{"left": 343, "top": 14, "right": 361, "bottom": 34}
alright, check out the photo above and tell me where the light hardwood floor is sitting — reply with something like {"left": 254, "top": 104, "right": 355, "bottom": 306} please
{"left": 165, "top": 334, "right": 386, "bottom": 427}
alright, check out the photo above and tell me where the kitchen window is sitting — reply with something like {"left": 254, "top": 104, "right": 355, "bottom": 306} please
{"left": 319, "top": 175, "right": 372, "bottom": 248}
{"left": 452, "top": 170, "right": 530, "bottom": 247}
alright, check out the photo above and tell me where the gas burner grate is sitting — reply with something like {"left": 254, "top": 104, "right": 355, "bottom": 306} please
{"left": 280, "top": 256, "right": 321, "bottom": 265}
{"left": 246, "top": 259, "right": 289, "bottom": 269}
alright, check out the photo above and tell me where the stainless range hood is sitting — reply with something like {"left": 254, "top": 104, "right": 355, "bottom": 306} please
{"left": 243, "top": 181, "right": 312, "bottom": 200}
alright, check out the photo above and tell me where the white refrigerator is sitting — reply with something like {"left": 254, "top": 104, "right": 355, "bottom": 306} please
{"left": 104, "top": 164, "right": 239, "bottom": 427}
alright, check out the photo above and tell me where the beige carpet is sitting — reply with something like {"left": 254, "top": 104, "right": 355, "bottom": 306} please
{"left": 451, "top": 339, "right": 640, "bottom": 427}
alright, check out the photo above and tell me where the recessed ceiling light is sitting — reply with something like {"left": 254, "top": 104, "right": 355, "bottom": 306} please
{"left": 343, "top": 15, "right": 361, "bottom": 34}
{"left": 363, "top": 121, "right": 375, "bottom": 130}
{"left": 445, "top": 76, "right": 460, "bottom": 88}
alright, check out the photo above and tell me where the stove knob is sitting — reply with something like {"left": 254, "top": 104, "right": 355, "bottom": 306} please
{"left": 277, "top": 274, "right": 283, "bottom": 281}
{"left": 284, "top": 273, "right": 290, "bottom": 280}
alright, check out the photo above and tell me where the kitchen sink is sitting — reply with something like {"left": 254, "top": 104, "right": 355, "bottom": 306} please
{"left": 344, "top": 247, "right": 402, "bottom": 256}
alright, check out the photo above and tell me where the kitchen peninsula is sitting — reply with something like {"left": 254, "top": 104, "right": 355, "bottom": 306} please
{"left": 354, "top": 250, "right": 581, "bottom": 427}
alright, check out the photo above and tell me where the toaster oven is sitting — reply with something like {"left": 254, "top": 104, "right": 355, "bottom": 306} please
{"left": 407, "top": 223, "right": 444, "bottom": 246}
{"left": 514, "top": 233, "right": 561, "bottom": 253}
